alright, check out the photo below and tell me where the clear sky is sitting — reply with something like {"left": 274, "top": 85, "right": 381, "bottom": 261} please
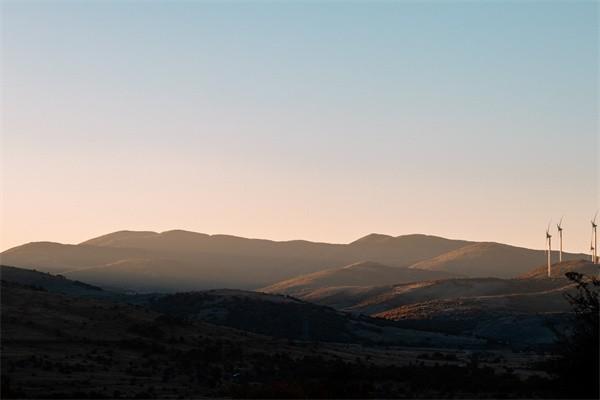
{"left": 1, "top": 0, "right": 598, "bottom": 253}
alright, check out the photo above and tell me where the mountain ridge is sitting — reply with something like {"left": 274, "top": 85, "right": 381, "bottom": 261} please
{"left": 1, "top": 230, "right": 589, "bottom": 291}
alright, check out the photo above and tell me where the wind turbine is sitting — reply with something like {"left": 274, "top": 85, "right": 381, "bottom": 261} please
{"left": 592, "top": 212, "right": 598, "bottom": 264}
{"left": 546, "top": 222, "right": 552, "bottom": 277}
{"left": 556, "top": 217, "right": 563, "bottom": 263}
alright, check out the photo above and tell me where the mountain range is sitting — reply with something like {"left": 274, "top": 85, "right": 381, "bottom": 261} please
{"left": 0, "top": 230, "right": 588, "bottom": 292}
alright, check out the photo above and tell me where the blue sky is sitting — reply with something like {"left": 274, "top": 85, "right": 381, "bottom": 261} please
{"left": 1, "top": 0, "right": 598, "bottom": 252}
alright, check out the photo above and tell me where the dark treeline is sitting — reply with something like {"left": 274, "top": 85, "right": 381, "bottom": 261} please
{"left": 2, "top": 337, "right": 596, "bottom": 399}
{"left": 541, "top": 271, "right": 599, "bottom": 399}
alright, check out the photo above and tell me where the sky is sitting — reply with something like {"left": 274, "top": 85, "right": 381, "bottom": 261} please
{"left": 1, "top": 0, "right": 598, "bottom": 253}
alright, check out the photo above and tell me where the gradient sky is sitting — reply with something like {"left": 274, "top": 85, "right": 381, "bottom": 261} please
{"left": 1, "top": 0, "right": 598, "bottom": 253}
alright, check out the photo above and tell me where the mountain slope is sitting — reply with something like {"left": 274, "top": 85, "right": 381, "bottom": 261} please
{"left": 261, "top": 261, "right": 459, "bottom": 297}
{"left": 1, "top": 241, "right": 343, "bottom": 291}
{"left": 323, "top": 265, "right": 590, "bottom": 346}
{"left": 266, "top": 260, "right": 592, "bottom": 318}
{"left": 371, "top": 283, "right": 579, "bottom": 346}
{"left": 79, "top": 230, "right": 159, "bottom": 247}
{"left": 0, "top": 265, "right": 111, "bottom": 297}
{"left": 313, "top": 277, "right": 570, "bottom": 316}
{"left": 140, "top": 289, "right": 482, "bottom": 346}
{"left": 348, "top": 234, "right": 471, "bottom": 266}
{"left": 519, "top": 259, "right": 599, "bottom": 279}
{"left": 0, "top": 242, "right": 154, "bottom": 274}
{"left": 408, "top": 242, "right": 586, "bottom": 278}
{"left": 375, "top": 285, "right": 575, "bottom": 321}
{"left": 0, "top": 279, "right": 274, "bottom": 398}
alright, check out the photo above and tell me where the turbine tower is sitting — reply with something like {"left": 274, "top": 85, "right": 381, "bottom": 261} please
{"left": 592, "top": 212, "right": 598, "bottom": 264}
{"left": 546, "top": 223, "right": 552, "bottom": 277}
{"left": 556, "top": 217, "right": 563, "bottom": 263}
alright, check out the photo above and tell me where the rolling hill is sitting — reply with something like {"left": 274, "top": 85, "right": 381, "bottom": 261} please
{"left": 1, "top": 277, "right": 553, "bottom": 399}
{"left": 265, "top": 275, "right": 574, "bottom": 316}
{"left": 519, "top": 259, "right": 599, "bottom": 279}
{"left": 261, "top": 261, "right": 459, "bottom": 298}
{"left": 264, "top": 260, "right": 596, "bottom": 345}
{"left": 263, "top": 260, "right": 596, "bottom": 314}
{"left": 262, "top": 260, "right": 596, "bottom": 345}
{"left": 350, "top": 273, "right": 581, "bottom": 315}
{"left": 0, "top": 265, "right": 108, "bottom": 297}
{"left": 407, "top": 242, "right": 586, "bottom": 278}
{"left": 0, "top": 265, "right": 483, "bottom": 348}
{"left": 140, "top": 289, "right": 484, "bottom": 347}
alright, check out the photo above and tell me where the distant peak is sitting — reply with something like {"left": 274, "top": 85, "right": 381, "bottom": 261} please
{"left": 160, "top": 229, "right": 207, "bottom": 236}
{"left": 79, "top": 230, "right": 158, "bottom": 246}
{"left": 101, "top": 230, "right": 158, "bottom": 236}
{"left": 350, "top": 233, "right": 394, "bottom": 245}
{"left": 395, "top": 233, "right": 437, "bottom": 239}
{"left": 350, "top": 233, "right": 463, "bottom": 246}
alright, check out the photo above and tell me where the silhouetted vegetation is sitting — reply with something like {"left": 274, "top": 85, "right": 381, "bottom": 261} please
{"left": 543, "top": 271, "right": 599, "bottom": 398}
{"left": 148, "top": 292, "right": 361, "bottom": 342}
{"left": 228, "top": 353, "right": 553, "bottom": 398}
{"left": 3, "top": 269, "right": 599, "bottom": 399}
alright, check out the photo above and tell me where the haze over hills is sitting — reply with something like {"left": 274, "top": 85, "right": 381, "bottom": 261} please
{"left": 0, "top": 230, "right": 589, "bottom": 292}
